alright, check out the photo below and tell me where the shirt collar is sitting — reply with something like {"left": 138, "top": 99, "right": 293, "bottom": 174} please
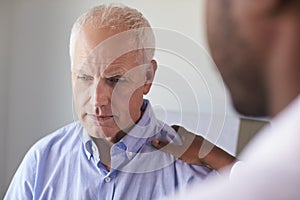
{"left": 79, "top": 123, "right": 99, "bottom": 161}
{"left": 118, "top": 99, "right": 157, "bottom": 153}
{"left": 80, "top": 99, "right": 158, "bottom": 160}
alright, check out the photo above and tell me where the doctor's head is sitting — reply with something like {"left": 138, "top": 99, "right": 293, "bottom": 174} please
{"left": 206, "top": 0, "right": 300, "bottom": 117}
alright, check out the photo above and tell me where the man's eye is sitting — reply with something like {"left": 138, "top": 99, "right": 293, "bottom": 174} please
{"left": 77, "top": 75, "right": 93, "bottom": 81}
{"left": 108, "top": 77, "right": 125, "bottom": 83}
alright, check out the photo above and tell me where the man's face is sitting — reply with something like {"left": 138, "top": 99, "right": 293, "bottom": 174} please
{"left": 206, "top": 0, "right": 269, "bottom": 116}
{"left": 71, "top": 24, "right": 155, "bottom": 139}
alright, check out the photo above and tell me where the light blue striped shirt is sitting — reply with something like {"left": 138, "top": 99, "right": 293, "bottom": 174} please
{"left": 5, "top": 100, "right": 213, "bottom": 200}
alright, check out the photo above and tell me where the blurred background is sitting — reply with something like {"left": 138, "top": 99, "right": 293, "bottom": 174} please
{"left": 0, "top": 0, "right": 257, "bottom": 197}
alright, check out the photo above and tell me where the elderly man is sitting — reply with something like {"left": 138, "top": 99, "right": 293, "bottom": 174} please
{"left": 154, "top": 0, "right": 300, "bottom": 199}
{"left": 4, "top": 4, "right": 221, "bottom": 200}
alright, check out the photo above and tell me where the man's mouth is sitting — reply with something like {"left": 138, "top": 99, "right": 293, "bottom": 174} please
{"left": 96, "top": 115, "right": 114, "bottom": 122}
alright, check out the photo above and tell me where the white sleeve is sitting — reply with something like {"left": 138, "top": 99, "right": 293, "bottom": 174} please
{"left": 229, "top": 161, "right": 246, "bottom": 180}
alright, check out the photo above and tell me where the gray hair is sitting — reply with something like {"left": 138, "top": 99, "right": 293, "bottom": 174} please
{"left": 69, "top": 4, "right": 155, "bottom": 67}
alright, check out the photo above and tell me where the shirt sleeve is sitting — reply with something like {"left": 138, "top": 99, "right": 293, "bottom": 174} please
{"left": 4, "top": 147, "right": 37, "bottom": 200}
{"left": 229, "top": 161, "right": 246, "bottom": 180}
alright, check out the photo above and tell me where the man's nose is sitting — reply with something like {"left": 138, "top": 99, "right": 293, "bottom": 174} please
{"left": 93, "top": 79, "right": 111, "bottom": 108}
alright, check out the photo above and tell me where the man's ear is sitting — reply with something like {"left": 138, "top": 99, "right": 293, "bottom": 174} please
{"left": 143, "top": 59, "right": 157, "bottom": 95}
{"left": 146, "top": 59, "right": 157, "bottom": 84}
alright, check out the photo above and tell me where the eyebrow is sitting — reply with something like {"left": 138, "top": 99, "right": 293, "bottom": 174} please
{"left": 72, "top": 68, "right": 92, "bottom": 75}
{"left": 73, "top": 60, "right": 132, "bottom": 78}
{"left": 102, "top": 68, "right": 126, "bottom": 78}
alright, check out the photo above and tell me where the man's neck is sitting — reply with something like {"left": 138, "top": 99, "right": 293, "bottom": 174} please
{"left": 91, "top": 137, "right": 112, "bottom": 171}
{"left": 92, "top": 132, "right": 126, "bottom": 171}
{"left": 91, "top": 109, "right": 146, "bottom": 171}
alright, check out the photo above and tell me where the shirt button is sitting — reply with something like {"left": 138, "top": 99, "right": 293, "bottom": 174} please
{"left": 92, "top": 145, "right": 97, "bottom": 153}
{"left": 127, "top": 152, "right": 133, "bottom": 157}
{"left": 105, "top": 176, "right": 111, "bottom": 183}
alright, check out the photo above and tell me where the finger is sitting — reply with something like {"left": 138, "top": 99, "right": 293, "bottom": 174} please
{"left": 177, "top": 128, "right": 211, "bottom": 159}
{"left": 152, "top": 139, "right": 186, "bottom": 159}
{"left": 171, "top": 125, "right": 197, "bottom": 151}
{"left": 151, "top": 139, "right": 169, "bottom": 149}
{"left": 171, "top": 125, "right": 180, "bottom": 132}
{"left": 176, "top": 126, "right": 196, "bottom": 146}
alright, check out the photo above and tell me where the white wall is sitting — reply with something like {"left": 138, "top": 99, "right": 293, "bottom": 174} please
{"left": 1, "top": 0, "right": 239, "bottom": 197}
{"left": 0, "top": 0, "right": 11, "bottom": 197}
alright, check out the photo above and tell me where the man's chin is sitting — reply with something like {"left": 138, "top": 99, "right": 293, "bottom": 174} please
{"left": 86, "top": 125, "right": 118, "bottom": 139}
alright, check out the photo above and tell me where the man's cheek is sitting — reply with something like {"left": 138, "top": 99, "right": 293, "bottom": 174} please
{"left": 112, "top": 96, "right": 131, "bottom": 119}
{"left": 74, "top": 87, "right": 91, "bottom": 106}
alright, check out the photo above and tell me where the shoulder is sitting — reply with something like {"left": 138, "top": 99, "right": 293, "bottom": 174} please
{"left": 26, "top": 121, "right": 82, "bottom": 158}
{"left": 38, "top": 121, "right": 80, "bottom": 141}
{"left": 17, "top": 121, "right": 83, "bottom": 178}
{"left": 4, "top": 122, "right": 83, "bottom": 198}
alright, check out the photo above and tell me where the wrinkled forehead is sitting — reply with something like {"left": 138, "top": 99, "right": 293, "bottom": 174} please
{"left": 73, "top": 23, "right": 143, "bottom": 72}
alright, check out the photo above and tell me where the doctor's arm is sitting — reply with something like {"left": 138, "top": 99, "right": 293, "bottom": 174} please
{"left": 152, "top": 125, "right": 236, "bottom": 171}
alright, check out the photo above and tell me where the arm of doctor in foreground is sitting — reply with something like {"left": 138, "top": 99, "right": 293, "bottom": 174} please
{"left": 151, "top": 125, "right": 237, "bottom": 171}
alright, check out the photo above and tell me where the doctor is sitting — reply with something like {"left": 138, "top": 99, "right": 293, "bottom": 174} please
{"left": 154, "top": 0, "right": 300, "bottom": 199}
